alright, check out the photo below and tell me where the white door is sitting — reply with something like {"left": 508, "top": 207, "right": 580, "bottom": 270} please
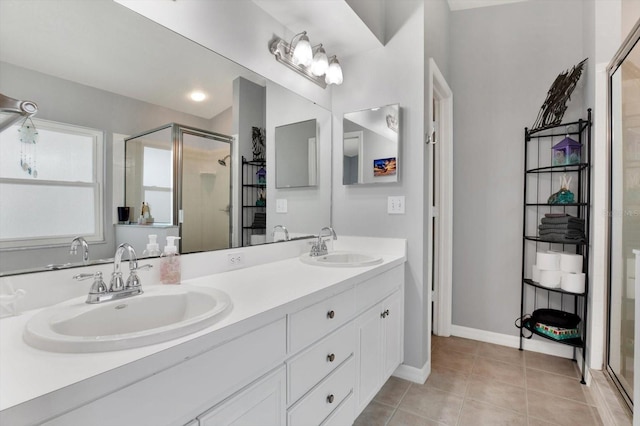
{"left": 427, "top": 58, "right": 453, "bottom": 337}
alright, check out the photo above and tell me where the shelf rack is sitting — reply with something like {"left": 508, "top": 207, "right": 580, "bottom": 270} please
{"left": 241, "top": 156, "right": 266, "bottom": 247}
{"left": 519, "top": 109, "right": 592, "bottom": 384}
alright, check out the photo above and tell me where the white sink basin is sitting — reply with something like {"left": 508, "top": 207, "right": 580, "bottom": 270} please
{"left": 23, "top": 285, "right": 232, "bottom": 353}
{"left": 300, "top": 251, "right": 383, "bottom": 267}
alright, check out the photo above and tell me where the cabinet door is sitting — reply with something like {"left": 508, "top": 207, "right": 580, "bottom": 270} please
{"left": 198, "top": 366, "right": 286, "bottom": 426}
{"left": 354, "top": 304, "right": 382, "bottom": 413}
{"left": 382, "top": 289, "right": 403, "bottom": 380}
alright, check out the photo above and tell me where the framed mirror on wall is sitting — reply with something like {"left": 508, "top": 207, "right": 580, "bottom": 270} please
{"left": 343, "top": 104, "right": 400, "bottom": 185}
{"left": 0, "top": 0, "right": 331, "bottom": 275}
{"left": 606, "top": 18, "right": 640, "bottom": 411}
{"left": 275, "top": 119, "right": 317, "bottom": 188}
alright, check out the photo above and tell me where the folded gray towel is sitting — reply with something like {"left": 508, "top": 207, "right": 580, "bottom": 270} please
{"left": 540, "top": 216, "right": 584, "bottom": 226}
{"left": 539, "top": 223, "right": 584, "bottom": 231}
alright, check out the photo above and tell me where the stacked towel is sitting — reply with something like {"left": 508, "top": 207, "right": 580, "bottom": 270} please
{"left": 252, "top": 212, "right": 266, "bottom": 229}
{"left": 538, "top": 214, "right": 585, "bottom": 243}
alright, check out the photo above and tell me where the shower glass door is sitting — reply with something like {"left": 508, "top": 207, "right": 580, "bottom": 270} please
{"left": 607, "top": 20, "right": 640, "bottom": 409}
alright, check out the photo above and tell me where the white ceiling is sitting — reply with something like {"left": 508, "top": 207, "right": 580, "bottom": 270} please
{"left": 0, "top": 0, "right": 529, "bottom": 120}
{"left": 447, "top": 0, "right": 529, "bottom": 11}
{"left": 0, "top": 0, "right": 265, "bottom": 120}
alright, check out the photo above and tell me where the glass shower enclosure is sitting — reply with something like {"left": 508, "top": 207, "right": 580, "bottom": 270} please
{"left": 607, "top": 19, "right": 640, "bottom": 410}
{"left": 125, "top": 123, "right": 233, "bottom": 254}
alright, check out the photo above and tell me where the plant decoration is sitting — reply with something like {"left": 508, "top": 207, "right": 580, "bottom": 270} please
{"left": 547, "top": 174, "right": 575, "bottom": 204}
{"left": 252, "top": 126, "right": 265, "bottom": 161}
{"left": 531, "top": 58, "right": 587, "bottom": 132}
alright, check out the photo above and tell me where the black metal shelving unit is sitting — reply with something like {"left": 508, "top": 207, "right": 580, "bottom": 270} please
{"left": 519, "top": 109, "right": 592, "bottom": 384}
{"left": 241, "top": 156, "right": 266, "bottom": 247}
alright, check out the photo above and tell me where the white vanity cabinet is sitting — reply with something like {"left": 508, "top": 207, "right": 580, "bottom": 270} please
{"left": 354, "top": 268, "right": 404, "bottom": 415}
{"left": 197, "top": 366, "right": 286, "bottom": 426}
{"left": 30, "top": 263, "right": 404, "bottom": 426}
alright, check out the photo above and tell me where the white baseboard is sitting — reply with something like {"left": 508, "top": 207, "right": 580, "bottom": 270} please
{"left": 393, "top": 359, "right": 431, "bottom": 385}
{"left": 451, "top": 324, "right": 576, "bottom": 359}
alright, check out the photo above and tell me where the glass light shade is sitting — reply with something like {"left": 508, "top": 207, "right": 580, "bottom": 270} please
{"left": 325, "top": 57, "right": 343, "bottom": 85}
{"left": 311, "top": 46, "right": 328, "bottom": 76}
{"left": 292, "top": 34, "right": 313, "bottom": 67}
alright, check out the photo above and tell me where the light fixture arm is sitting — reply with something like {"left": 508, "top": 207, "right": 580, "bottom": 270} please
{"left": 288, "top": 31, "right": 307, "bottom": 55}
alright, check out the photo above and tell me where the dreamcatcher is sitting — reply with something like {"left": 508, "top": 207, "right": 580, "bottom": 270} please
{"left": 18, "top": 117, "right": 38, "bottom": 178}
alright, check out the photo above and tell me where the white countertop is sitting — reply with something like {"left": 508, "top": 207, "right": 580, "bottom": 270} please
{"left": 0, "top": 238, "right": 405, "bottom": 422}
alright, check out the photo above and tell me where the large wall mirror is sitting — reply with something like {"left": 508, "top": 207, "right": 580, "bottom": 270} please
{"left": 0, "top": 0, "right": 330, "bottom": 275}
{"left": 343, "top": 104, "right": 400, "bottom": 185}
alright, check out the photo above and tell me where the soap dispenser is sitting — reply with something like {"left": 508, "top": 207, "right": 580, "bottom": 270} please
{"left": 160, "top": 236, "right": 181, "bottom": 284}
{"left": 142, "top": 234, "right": 161, "bottom": 257}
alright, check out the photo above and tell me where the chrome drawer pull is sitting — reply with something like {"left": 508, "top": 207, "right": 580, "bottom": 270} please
{"left": 327, "top": 394, "right": 335, "bottom": 404}
{"left": 327, "top": 310, "right": 335, "bottom": 319}
{"left": 327, "top": 353, "right": 335, "bottom": 362}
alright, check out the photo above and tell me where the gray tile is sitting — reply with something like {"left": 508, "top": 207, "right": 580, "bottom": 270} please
{"left": 525, "top": 351, "right": 580, "bottom": 378}
{"left": 388, "top": 409, "right": 444, "bottom": 426}
{"left": 374, "top": 376, "right": 412, "bottom": 407}
{"left": 527, "top": 389, "right": 599, "bottom": 426}
{"left": 399, "top": 385, "right": 463, "bottom": 425}
{"left": 431, "top": 347, "right": 476, "bottom": 374}
{"left": 526, "top": 368, "right": 591, "bottom": 404}
{"left": 471, "top": 356, "right": 525, "bottom": 388}
{"left": 354, "top": 400, "right": 396, "bottom": 426}
{"left": 457, "top": 399, "right": 527, "bottom": 426}
{"left": 465, "top": 376, "right": 527, "bottom": 414}
{"left": 420, "top": 365, "right": 470, "bottom": 396}
{"left": 476, "top": 342, "right": 525, "bottom": 366}
{"left": 432, "top": 335, "right": 479, "bottom": 356}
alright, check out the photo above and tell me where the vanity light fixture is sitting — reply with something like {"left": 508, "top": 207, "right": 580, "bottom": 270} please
{"left": 269, "top": 31, "right": 343, "bottom": 89}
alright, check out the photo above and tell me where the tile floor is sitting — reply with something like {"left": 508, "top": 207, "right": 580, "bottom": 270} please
{"left": 355, "top": 335, "right": 608, "bottom": 426}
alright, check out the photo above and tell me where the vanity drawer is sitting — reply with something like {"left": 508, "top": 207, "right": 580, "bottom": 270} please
{"left": 287, "top": 356, "right": 354, "bottom": 426}
{"left": 355, "top": 266, "right": 403, "bottom": 314}
{"left": 288, "top": 287, "right": 355, "bottom": 354}
{"left": 288, "top": 322, "right": 355, "bottom": 405}
{"left": 321, "top": 391, "right": 354, "bottom": 426}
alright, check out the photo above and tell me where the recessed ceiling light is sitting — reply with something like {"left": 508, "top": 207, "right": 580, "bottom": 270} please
{"left": 190, "top": 91, "right": 206, "bottom": 102}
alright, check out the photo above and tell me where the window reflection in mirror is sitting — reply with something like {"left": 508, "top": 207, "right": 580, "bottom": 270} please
{"left": 343, "top": 104, "right": 400, "bottom": 185}
{"left": 275, "top": 119, "right": 318, "bottom": 188}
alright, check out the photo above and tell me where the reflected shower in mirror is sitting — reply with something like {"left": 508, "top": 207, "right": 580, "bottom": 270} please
{"left": 275, "top": 119, "right": 318, "bottom": 188}
{"left": 124, "top": 124, "right": 232, "bottom": 255}
{"left": 343, "top": 104, "right": 400, "bottom": 185}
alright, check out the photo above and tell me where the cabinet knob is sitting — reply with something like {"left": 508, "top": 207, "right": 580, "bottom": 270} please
{"left": 327, "top": 310, "right": 335, "bottom": 319}
{"left": 385, "top": 309, "right": 390, "bottom": 316}
{"left": 327, "top": 353, "right": 335, "bottom": 362}
{"left": 380, "top": 311, "right": 387, "bottom": 318}
{"left": 327, "top": 394, "right": 335, "bottom": 404}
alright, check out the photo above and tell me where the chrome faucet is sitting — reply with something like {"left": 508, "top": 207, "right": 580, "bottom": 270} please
{"left": 69, "top": 236, "right": 90, "bottom": 263}
{"left": 310, "top": 227, "right": 337, "bottom": 257}
{"left": 272, "top": 225, "right": 290, "bottom": 242}
{"left": 74, "top": 243, "right": 152, "bottom": 304}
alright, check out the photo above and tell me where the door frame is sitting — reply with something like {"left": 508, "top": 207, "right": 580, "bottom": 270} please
{"left": 427, "top": 58, "right": 453, "bottom": 337}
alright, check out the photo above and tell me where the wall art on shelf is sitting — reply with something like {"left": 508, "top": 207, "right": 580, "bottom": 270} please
{"left": 252, "top": 126, "right": 265, "bottom": 161}
{"left": 373, "top": 157, "right": 397, "bottom": 177}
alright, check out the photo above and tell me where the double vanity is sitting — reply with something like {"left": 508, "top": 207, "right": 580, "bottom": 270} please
{"left": 0, "top": 236, "right": 406, "bottom": 426}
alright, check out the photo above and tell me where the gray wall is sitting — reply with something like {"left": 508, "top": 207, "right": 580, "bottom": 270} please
{"left": 450, "top": 0, "right": 587, "bottom": 335}
{"left": 332, "top": 0, "right": 430, "bottom": 370}
{"left": 0, "top": 61, "right": 222, "bottom": 272}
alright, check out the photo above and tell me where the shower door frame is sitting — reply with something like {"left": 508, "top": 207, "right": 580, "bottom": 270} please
{"left": 606, "top": 18, "right": 640, "bottom": 412}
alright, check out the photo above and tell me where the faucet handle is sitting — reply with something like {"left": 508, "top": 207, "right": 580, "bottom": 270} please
{"left": 126, "top": 264, "right": 152, "bottom": 290}
{"left": 74, "top": 272, "right": 108, "bottom": 303}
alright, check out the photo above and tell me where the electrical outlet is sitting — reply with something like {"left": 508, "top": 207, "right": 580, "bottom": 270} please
{"left": 227, "top": 252, "right": 244, "bottom": 268}
{"left": 387, "top": 196, "right": 405, "bottom": 214}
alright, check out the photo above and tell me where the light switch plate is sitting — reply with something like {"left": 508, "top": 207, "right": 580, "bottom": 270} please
{"left": 387, "top": 196, "right": 405, "bottom": 214}
{"left": 276, "top": 198, "right": 288, "bottom": 213}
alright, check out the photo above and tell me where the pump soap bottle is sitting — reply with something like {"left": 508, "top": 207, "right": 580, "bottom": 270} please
{"left": 160, "top": 236, "right": 181, "bottom": 284}
{"left": 142, "top": 234, "right": 161, "bottom": 257}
